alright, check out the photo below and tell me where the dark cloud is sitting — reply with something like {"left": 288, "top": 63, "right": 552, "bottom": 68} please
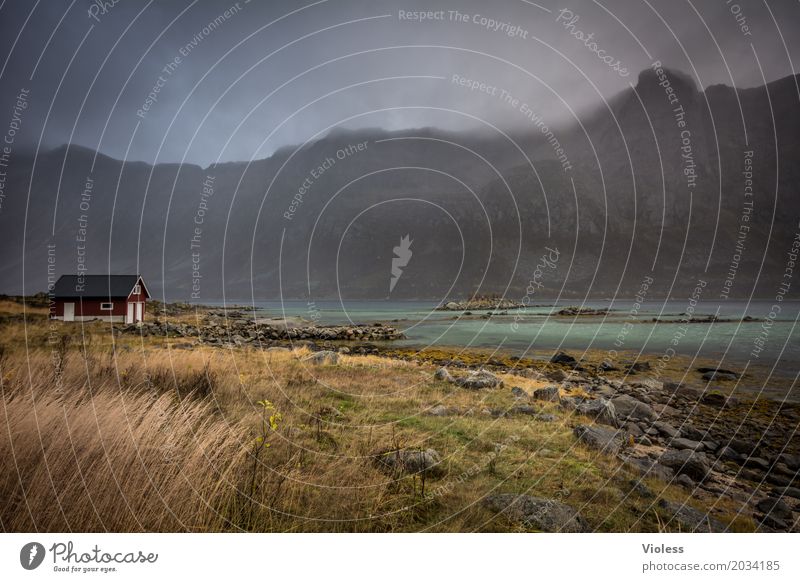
{"left": 1, "top": 0, "right": 798, "bottom": 165}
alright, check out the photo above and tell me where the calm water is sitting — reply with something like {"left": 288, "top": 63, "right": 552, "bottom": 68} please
{"left": 222, "top": 300, "right": 800, "bottom": 380}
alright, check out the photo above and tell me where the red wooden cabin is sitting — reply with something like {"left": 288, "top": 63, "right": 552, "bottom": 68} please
{"left": 52, "top": 275, "right": 150, "bottom": 323}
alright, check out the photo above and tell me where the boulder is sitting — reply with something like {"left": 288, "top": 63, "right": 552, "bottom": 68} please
{"left": 306, "top": 350, "right": 339, "bottom": 365}
{"left": 456, "top": 369, "right": 503, "bottom": 389}
{"left": 375, "top": 448, "right": 443, "bottom": 477}
{"left": 434, "top": 367, "right": 455, "bottom": 382}
{"left": 576, "top": 398, "right": 618, "bottom": 428}
{"left": 546, "top": 369, "right": 567, "bottom": 382}
{"left": 658, "top": 449, "right": 712, "bottom": 482}
{"left": 669, "top": 437, "right": 705, "bottom": 451}
{"left": 483, "top": 494, "right": 588, "bottom": 532}
{"left": 532, "top": 386, "right": 561, "bottom": 402}
{"left": 574, "top": 425, "right": 626, "bottom": 455}
{"left": 550, "top": 352, "right": 577, "bottom": 365}
{"left": 657, "top": 499, "right": 727, "bottom": 532}
{"left": 701, "top": 391, "right": 737, "bottom": 408}
{"left": 755, "top": 497, "right": 793, "bottom": 522}
{"left": 652, "top": 421, "right": 679, "bottom": 438}
{"left": 611, "top": 394, "right": 656, "bottom": 422}
{"left": 510, "top": 386, "right": 527, "bottom": 399}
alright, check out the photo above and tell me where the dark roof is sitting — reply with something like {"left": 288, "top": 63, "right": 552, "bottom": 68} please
{"left": 53, "top": 275, "right": 148, "bottom": 299}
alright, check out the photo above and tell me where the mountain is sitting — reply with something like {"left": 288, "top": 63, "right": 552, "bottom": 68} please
{"left": 1, "top": 69, "right": 798, "bottom": 302}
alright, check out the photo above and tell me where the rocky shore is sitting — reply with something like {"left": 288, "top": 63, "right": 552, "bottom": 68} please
{"left": 428, "top": 351, "right": 800, "bottom": 532}
{"left": 118, "top": 313, "right": 405, "bottom": 346}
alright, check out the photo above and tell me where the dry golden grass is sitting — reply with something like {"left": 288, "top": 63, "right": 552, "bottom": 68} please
{"left": 0, "top": 312, "right": 758, "bottom": 532}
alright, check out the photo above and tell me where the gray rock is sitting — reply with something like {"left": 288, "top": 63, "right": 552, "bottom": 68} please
{"left": 546, "top": 369, "right": 567, "bottom": 382}
{"left": 773, "top": 486, "right": 800, "bottom": 500}
{"left": 456, "top": 369, "right": 503, "bottom": 389}
{"left": 533, "top": 386, "right": 561, "bottom": 402}
{"left": 624, "top": 422, "right": 643, "bottom": 437}
{"left": 574, "top": 424, "right": 626, "bottom": 455}
{"left": 550, "top": 352, "right": 577, "bottom": 365}
{"left": 728, "top": 438, "right": 759, "bottom": 456}
{"left": 657, "top": 499, "right": 727, "bottom": 532}
{"left": 677, "top": 474, "right": 695, "bottom": 489}
{"left": 559, "top": 396, "right": 581, "bottom": 410}
{"left": 717, "top": 446, "right": 743, "bottom": 463}
{"left": 510, "top": 386, "right": 527, "bottom": 399}
{"left": 755, "top": 497, "right": 793, "bottom": 521}
{"left": 611, "top": 394, "right": 656, "bottom": 422}
{"left": 620, "top": 455, "right": 674, "bottom": 481}
{"left": 743, "top": 456, "right": 771, "bottom": 471}
{"left": 533, "top": 413, "right": 557, "bottom": 422}
{"left": 652, "top": 421, "right": 679, "bottom": 438}
{"left": 576, "top": 398, "right": 618, "bottom": 427}
{"left": 306, "top": 350, "right": 339, "bottom": 365}
{"left": 775, "top": 453, "right": 800, "bottom": 471}
{"left": 658, "top": 449, "right": 712, "bottom": 481}
{"left": 702, "top": 391, "right": 737, "bottom": 408}
{"left": 434, "top": 367, "right": 454, "bottom": 382}
{"left": 375, "top": 448, "right": 443, "bottom": 477}
{"left": 669, "top": 437, "right": 705, "bottom": 451}
{"left": 426, "top": 405, "right": 459, "bottom": 417}
{"left": 484, "top": 494, "right": 588, "bottom": 532}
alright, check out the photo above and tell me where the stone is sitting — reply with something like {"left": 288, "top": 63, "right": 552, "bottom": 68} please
{"left": 773, "top": 486, "right": 800, "bottom": 500}
{"left": 434, "top": 367, "right": 454, "bottom": 382}
{"left": 697, "top": 367, "right": 739, "bottom": 378}
{"left": 626, "top": 361, "right": 651, "bottom": 372}
{"left": 757, "top": 514, "right": 789, "bottom": 531}
{"left": 483, "top": 494, "right": 588, "bottom": 532}
{"left": 620, "top": 455, "right": 674, "bottom": 481}
{"left": 599, "top": 360, "right": 618, "bottom": 371}
{"left": 728, "top": 438, "right": 759, "bottom": 456}
{"left": 550, "top": 352, "right": 577, "bottom": 365}
{"left": 546, "top": 369, "right": 567, "bottom": 382}
{"left": 456, "top": 369, "right": 503, "bottom": 389}
{"left": 510, "top": 386, "right": 527, "bottom": 399}
{"left": 637, "top": 436, "right": 653, "bottom": 446}
{"left": 375, "top": 448, "right": 443, "bottom": 477}
{"left": 611, "top": 394, "right": 656, "bottom": 422}
{"left": 657, "top": 499, "right": 727, "bottom": 532}
{"left": 702, "top": 391, "right": 736, "bottom": 408}
{"left": 576, "top": 398, "right": 618, "bottom": 428}
{"left": 775, "top": 453, "right": 800, "bottom": 471}
{"left": 666, "top": 383, "right": 702, "bottom": 401}
{"left": 533, "top": 414, "right": 557, "bottom": 422}
{"left": 574, "top": 425, "right": 625, "bottom": 455}
{"left": 755, "top": 497, "right": 793, "bottom": 521}
{"left": 743, "top": 457, "right": 770, "bottom": 471}
{"left": 533, "top": 386, "right": 561, "bottom": 402}
{"left": 677, "top": 474, "right": 695, "bottom": 489}
{"left": 658, "top": 449, "right": 712, "bottom": 482}
{"left": 680, "top": 425, "right": 708, "bottom": 442}
{"left": 717, "top": 447, "right": 743, "bottom": 463}
{"left": 652, "top": 421, "right": 679, "bottom": 438}
{"left": 306, "top": 350, "right": 339, "bottom": 365}
{"left": 623, "top": 421, "right": 643, "bottom": 437}
{"left": 669, "top": 437, "right": 705, "bottom": 451}
{"left": 559, "top": 396, "right": 581, "bottom": 411}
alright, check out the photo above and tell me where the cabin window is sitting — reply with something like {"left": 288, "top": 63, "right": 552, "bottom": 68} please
{"left": 101, "top": 302, "right": 114, "bottom": 310}
{"left": 133, "top": 284, "right": 141, "bottom": 295}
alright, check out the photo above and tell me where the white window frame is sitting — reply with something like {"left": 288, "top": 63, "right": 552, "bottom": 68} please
{"left": 133, "top": 284, "right": 141, "bottom": 295}
{"left": 100, "top": 302, "right": 114, "bottom": 310}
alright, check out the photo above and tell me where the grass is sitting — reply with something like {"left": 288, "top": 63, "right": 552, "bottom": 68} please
{"left": 0, "top": 303, "right": 761, "bottom": 532}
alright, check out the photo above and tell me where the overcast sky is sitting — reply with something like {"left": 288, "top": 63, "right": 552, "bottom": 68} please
{"left": 1, "top": 0, "right": 798, "bottom": 166}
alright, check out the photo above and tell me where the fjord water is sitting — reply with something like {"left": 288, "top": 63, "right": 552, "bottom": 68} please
{"left": 248, "top": 300, "right": 800, "bottom": 376}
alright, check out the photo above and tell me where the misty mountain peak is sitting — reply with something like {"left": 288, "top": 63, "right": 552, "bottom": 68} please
{"left": 636, "top": 67, "right": 698, "bottom": 95}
